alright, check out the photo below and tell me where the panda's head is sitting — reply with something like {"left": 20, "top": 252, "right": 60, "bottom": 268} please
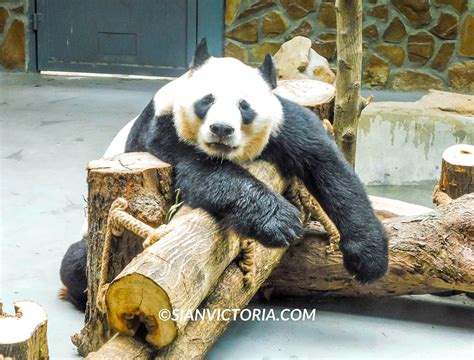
{"left": 173, "top": 39, "right": 283, "bottom": 163}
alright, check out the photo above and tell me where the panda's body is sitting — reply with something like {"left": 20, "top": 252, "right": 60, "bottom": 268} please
{"left": 60, "top": 40, "right": 388, "bottom": 310}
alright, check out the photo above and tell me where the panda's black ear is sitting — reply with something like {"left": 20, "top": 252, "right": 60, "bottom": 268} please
{"left": 258, "top": 54, "right": 277, "bottom": 90}
{"left": 192, "top": 38, "right": 211, "bottom": 69}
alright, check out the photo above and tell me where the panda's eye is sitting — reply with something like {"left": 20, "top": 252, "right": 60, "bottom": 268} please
{"left": 239, "top": 99, "right": 256, "bottom": 124}
{"left": 239, "top": 100, "right": 250, "bottom": 111}
{"left": 194, "top": 94, "right": 215, "bottom": 120}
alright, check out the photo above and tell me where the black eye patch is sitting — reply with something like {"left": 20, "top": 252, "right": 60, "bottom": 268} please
{"left": 239, "top": 100, "right": 256, "bottom": 125}
{"left": 194, "top": 94, "right": 215, "bottom": 119}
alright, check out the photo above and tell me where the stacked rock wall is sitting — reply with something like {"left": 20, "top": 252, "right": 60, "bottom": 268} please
{"left": 225, "top": 0, "right": 474, "bottom": 92}
{"left": 0, "top": 0, "right": 28, "bottom": 70}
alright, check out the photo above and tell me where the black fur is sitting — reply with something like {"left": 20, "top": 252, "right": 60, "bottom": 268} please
{"left": 194, "top": 94, "right": 215, "bottom": 119}
{"left": 191, "top": 38, "right": 211, "bottom": 69}
{"left": 262, "top": 97, "right": 388, "bottom": 282}
{"left": 59, "top": 237, "right": 87, "bottom": 311}
{"left": 239, "top": 100, "right": 257, "bottom": 124}
{"left": 126, "top": 102, "right": 303, "bottom": 247}
{"left": 258, "top": 54, "right": 278, "bottom": 89}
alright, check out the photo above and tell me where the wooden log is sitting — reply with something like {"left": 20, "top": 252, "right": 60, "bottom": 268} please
{"left": 104, "top": 161, "right": 288, "bottom": 348}
{"left": 439, "top": 144, "right": 474, "bottom": 199}
{"left": 72, "top": 153, "right": 172, "bottom": 356}
{"left": 0, "top": 301, "right": 49, "bottom": 359}
{"left": 86, "top": 334, "right": 155, "bottom": 360}
{"left": 333, "top": 0, "right": 363, "bottom": 167}
{"left": 267, "top": 193, "right": 474, "bottom": 297}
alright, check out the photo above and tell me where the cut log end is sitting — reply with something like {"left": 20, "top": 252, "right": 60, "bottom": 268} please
{"left": 106, "top": 274, "right": 177, "bottom": 348}
{"left": 87, "top": 152, "right": 170, "bottom": 173}
{"left": 442, "top": 144, "right": 474, "bottom": 167}
{"left": 273, "top": 79, "right": 335, "bottom": 107}
{"left": 0, "top": 301, "right": 49, "bottom": 360}
{"left": 440, "top": 144, "right": 474, "bottom": 200}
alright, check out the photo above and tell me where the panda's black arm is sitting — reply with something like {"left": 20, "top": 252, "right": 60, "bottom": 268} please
{"left": 262, "top": 98, "right": 388, "bottom": 282}
{"left": 126, "top": 112, "right": 303, "bottom": 248}
{"left": 172, "top": 154, "right": 303, "bottom": 247}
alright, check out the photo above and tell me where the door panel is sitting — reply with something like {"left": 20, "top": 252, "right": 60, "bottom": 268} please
{"left": 36, "top": 0, "right": 201, "bottom": 76}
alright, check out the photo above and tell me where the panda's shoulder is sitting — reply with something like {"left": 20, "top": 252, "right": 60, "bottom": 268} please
{"left": 126, "top": 99, "right": 177, "bottom": 152}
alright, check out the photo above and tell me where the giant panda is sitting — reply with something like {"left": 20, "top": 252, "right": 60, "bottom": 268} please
{"left": 60, "top": 39, "right": 388, "bottom": 310}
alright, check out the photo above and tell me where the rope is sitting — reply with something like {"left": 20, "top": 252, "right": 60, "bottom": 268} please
{"left": 239, "top": 238, "right": 256, "bottom": 287}
{"left": 287, "top": 179, "right": 341, "bottom": 253}
{"left": 432, "top": 184, "right": 452, "bottom": 207}
{"left": 96, "top": 197, "right": 172, "bottom": 313}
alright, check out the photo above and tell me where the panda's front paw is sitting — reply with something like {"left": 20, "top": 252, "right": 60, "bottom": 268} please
{"left": 255, "top": 197, "right": 304, "bottom": 248}
{"left": 340, "top": 226, "right": 389, "bottom": 283}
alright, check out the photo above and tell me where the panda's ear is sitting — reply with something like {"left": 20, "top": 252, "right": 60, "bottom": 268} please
{"left": 258, "top": 54, "right": 277, "bottom": 90}
{"left": 191, "top": 38, "right": 211, "bottom": 69}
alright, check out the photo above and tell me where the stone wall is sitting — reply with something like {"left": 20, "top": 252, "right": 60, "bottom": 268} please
{"left": 0, "top": 0, "right": 28, "bottom": 70}
{"left": 224, "top": 0, "right": 474, "bottom": 92}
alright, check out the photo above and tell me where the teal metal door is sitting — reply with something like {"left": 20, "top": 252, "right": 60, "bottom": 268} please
{"left": 34, "top": 0, "right": 223, "bottom": 76}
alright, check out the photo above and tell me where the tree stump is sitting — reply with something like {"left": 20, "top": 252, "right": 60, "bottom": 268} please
{"left": 0, "top": 301, "right": 49, "bottom": 359}
{"left": 72, "top": 153, "right": 172, "bottom": 356}
{"left": 439, "top": 144, "right": 474, "bottom": 199}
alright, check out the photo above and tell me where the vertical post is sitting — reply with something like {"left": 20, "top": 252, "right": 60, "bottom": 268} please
{"left": 333, "top": 0, "right": 363, "bottom": 168}
{"left": 72, "top": 153, "right": 171, "bottom": 356}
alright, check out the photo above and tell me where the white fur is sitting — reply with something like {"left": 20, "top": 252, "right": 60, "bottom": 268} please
{"left": 152, "top": 71, "right": 191, "bottom": 117}
{"left": 173, "top": 57, "right": 283, "bottom": 162}
{"left": 103, "top": 72, "right": 191, "bottom": 158}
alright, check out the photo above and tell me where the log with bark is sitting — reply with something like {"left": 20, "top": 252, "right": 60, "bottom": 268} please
{"left": 0, "top": 301, "right": 49, "bottom": 359}
{"left": 267, "top": 193, "right": 474, "bottom": 297}
{"left": 432, "top": 144, "right": 473, "bottom": 296}
{"left": 333, "top": 0, "right": 363, "bottom": 167}
{"left": 72, "top": 153, "right": 172, "bottom": 356}
{"left": 89, "top": 193, "right": 473, "bottom": 359}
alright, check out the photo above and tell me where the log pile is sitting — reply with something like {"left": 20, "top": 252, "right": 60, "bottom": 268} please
{"left": 79, "top": 152, "right": 473, "bottom": 359}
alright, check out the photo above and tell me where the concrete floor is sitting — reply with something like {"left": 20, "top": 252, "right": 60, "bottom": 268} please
{"left": 1, "top": 72, "right": 473, "bottom": 359}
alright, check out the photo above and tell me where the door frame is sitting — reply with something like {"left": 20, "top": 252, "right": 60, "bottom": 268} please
{"left": 26, "top": 0, "right": 38, "bottom": 72}
{"left": 27, "top": 0, "right": 223, "bottom": 75}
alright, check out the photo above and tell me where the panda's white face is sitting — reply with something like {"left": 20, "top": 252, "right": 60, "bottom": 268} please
{"left": 173, "top": 57, "right": 283, "bottom": 163}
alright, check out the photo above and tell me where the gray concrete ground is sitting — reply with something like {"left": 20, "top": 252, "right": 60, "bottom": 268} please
{"left": 1, "top": 72, "right": 473, "bottom": 359}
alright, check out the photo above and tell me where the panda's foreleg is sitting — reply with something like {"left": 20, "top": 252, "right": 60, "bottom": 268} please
{"left": 173, "top": 157, "right": 303, "bottom": 248}
{"left": 265, "top": 106, "right": 388, "bottom": 283}
{"left": 302, "top": 147, "right": 389, "bottom": 283}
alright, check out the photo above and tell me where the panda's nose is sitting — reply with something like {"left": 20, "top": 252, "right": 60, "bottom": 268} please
{"left": 210, "top": 123, "right": 234, "bottom": 137}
